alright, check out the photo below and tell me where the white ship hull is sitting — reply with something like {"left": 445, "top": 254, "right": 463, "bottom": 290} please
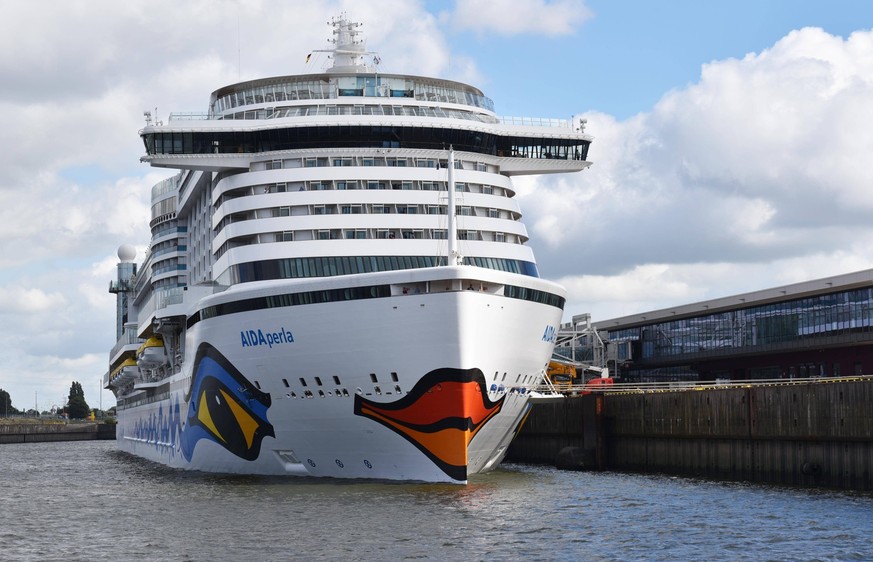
{"left": 115, "top": 267, "right": 563, "bottom": 483}
{"left": 106, "top": 15, "right": 591, "bottom": 484}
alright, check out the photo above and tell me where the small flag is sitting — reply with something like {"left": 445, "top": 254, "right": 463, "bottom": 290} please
{"left": 306, "top": 53, "right": 312, "bottom": 63}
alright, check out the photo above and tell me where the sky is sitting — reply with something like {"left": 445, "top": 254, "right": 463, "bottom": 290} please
{"left": 1, "top": 0, "right": 872, "bottom": 411}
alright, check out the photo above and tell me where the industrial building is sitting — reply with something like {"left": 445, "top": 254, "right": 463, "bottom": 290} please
{"left": 583, "top": 269, "right": 873, "bottom": 382}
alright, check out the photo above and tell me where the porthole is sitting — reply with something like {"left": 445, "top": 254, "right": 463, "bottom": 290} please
{"left": 370, "top": 373, "right": 378, "bottom": 383}
{"left": 333, "top": 375, "right": 341, "bottom": 385}
{"left": 315, "top": 377, "right": 323, "bottom": 386}
{"left": 282, "top": 378, "right": 289, "bottom": 387}
{"left": 391, "top": 372, "right": 399, "bottom": 382}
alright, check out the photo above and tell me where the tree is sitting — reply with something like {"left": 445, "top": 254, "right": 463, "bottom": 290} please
{"left": 67, "top": 381, "right": 90, "bottom": 420}
{"left": 0, "top": 388, "right": 18, "bottom": 417}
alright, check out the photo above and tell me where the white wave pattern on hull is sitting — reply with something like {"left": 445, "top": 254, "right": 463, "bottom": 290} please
{"left": 116, "top": 279, "right": 561, "bottom": 483}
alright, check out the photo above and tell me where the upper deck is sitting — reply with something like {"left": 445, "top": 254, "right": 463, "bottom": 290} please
{"left": 139, "top": 15, "right": 592, "bottom": 172}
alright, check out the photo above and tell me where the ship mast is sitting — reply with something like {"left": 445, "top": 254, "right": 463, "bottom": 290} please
{"left": 446, "top": 146, "right": 463, "bottom": 266}
{"left": 313, "top": 14, "right": 378, "bottom": 74}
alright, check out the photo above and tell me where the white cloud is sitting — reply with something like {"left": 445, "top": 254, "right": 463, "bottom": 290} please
{"left": 558, "top": 248, "right": 873, "bottom": 322}
{"left": 0, "top": 286, "right": 66, "bottom": 314}
{"left": 524, "top": 27, "right": 873, "bottom": 314}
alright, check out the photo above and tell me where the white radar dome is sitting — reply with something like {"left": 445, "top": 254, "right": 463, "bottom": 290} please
{"left": 117, "top": 244, "right": 137, "bottom": 263}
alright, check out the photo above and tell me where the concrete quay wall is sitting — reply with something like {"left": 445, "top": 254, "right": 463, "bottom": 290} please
{"left": 0, "top": 422, "right": 116, "bottom": 444}
{"left": 506, "top": 378, "right": 873, "bottom": 491}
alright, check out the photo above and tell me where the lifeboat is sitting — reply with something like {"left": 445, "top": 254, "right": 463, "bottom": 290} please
{"left": 110, "top": 357, "right": 138, "bottom": 385}
{"left": 136, "top": 335, "right": 166, "bottom": 369}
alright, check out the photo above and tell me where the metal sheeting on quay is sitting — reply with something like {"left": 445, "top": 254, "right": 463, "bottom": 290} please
{"left": 0, "top": 422, "right": 116, "bottom": 444}
{"left": 507, "top": 376, "right": 873, "bottom": 490}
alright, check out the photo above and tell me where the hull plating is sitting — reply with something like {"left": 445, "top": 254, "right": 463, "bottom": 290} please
{"left": 115, "top": 286, "right": 560, "bottom": 482}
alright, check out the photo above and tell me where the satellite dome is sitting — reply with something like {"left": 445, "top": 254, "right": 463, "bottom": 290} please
{"left": 117, "top": 244, "right": 137, "bottom": 262}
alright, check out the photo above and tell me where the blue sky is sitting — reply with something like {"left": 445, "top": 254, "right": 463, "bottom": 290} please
{"left": 1, "top": 0, "right": 872, "bottom": 411}
{"left": 445, "top": 0, "right": 873, "bottom": 119}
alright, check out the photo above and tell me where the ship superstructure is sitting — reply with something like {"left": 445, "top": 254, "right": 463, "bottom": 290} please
{"left": 104, "top": 16, "right": 592, "bottom": 482}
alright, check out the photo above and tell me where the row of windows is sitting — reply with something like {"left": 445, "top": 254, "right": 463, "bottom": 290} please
{"left": 215, "top": 203, "right": 510, "bottom": 235}
{"left": 504, "top": 285, "right": 565, "bottom": 310}
{"left": 217, "top": 255, "right": 539, "bottom": 286}
{"left": 189, "top": 284, "right": 389, "bottom": 328}
{"left": 142, "top": 126, "right": 590, "bottom": 162}
{"left": 220, "top": 103, "right": 499, "bottom": 124}
{"left": 210, "top": 75, "right": 494, "bottom": 114}
{"left": 214, "top": 180, "right": 504, "bottom": 216}
{"left": 187, "top": 279, "right": 560, "bottom": 328}
{"left": 609, "top": 287, "right": 873, "bottom": 360}
{"left": 216, "top": 229, "right": 510, "bottom": 259}
{"left": 258, "top": 155, "right": 481, "bottom": 171}
{"left": 249, "top": 228, "right": 500, "bottom": 241}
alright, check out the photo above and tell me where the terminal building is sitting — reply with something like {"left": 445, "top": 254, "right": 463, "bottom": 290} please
{"left": 584, "top": 269, "right": 873, "bottom": 383}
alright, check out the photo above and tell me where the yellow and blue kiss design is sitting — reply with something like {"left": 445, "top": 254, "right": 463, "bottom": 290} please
{"left": 181, "top": 343, "right": 275, "bottom": 462}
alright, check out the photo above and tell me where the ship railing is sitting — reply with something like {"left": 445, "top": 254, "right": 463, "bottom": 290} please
{"left": 531, "top": 374, "right": 873, "bottom": 395}
{"left": 109, "top": 329, "right": 143, "bottom": 359}
{"left": 165, "top": 111, "right": 572, "bottom": 129}
{"left": 498, "top": 116, "right": 572, "bottom": 128}
{"left": 169, "top": 112, "right": 210, "bottom": 121}
{"left": 136, "top": 287, "right": 187, "bottom": 328}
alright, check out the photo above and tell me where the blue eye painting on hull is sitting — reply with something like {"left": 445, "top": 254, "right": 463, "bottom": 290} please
{"left": 181, "top": 343, "right": 275, "bottom": 462}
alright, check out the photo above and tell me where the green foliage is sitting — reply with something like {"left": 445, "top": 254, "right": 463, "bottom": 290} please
{"left": 66, "top": 381, "right": 90, "bottom": 419}
{"left": 0, "top": 388, "right": 19, "bottom": 417}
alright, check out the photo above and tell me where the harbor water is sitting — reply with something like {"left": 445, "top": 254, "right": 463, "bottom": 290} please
{"left": 2, "top": 440, "right": 871, "bottom": 561}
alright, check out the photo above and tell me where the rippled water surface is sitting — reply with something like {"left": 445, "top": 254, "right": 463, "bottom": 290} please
{"left": 2, "top": 440, "right": 871, "bottom": 561}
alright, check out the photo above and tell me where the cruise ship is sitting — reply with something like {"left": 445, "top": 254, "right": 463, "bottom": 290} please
{"left": 104, "top": 16, "right": 592, "bottom": 483}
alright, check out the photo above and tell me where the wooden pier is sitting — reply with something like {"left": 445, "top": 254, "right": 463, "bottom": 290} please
{"left": 0, "top": 422, "right": 116, "bottom": 444}
{"left": 507, "top": 377, "right": 873, "bottom": 490}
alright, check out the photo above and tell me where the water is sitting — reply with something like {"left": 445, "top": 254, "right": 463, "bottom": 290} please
{"left": 2, "top": 441, "right": 871, "bottom": 561}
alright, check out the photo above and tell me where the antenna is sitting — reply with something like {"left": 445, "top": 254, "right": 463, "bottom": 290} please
{"left": 446, "top": 146, "right": 462, "bottom": 266}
